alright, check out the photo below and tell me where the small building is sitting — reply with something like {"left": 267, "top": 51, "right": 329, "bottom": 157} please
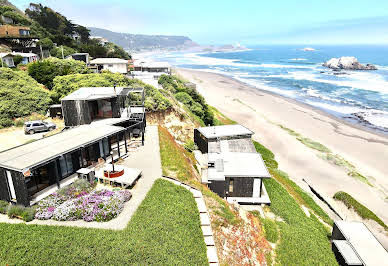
{"left": 90, "top": 58, "right": 128, "bottom": 73}
{"left": 331, "top": 220, "right": 388, "bottom": 265}
{"left": 61, "top": 87, "right": 145, "bottom": 128}
{"left": 194, "top": 125, "right": 271, "bottom": 204}
{"left": 0, "top": 25, "right": 31, "bottom": 38}
{"left": 133, "top": 60, "right": 170, "bottom": 74}
{"left": 0, "top": 52, "right": 15, "bottom": 67}
{"left": 194, "top": 124, "right": 254, "bottom": 154}
{"left": 90, "top": 36, "right": 109, "bottom": 46}
{"left": 11, "top": 52, "right": 38, "bottom": 64}
{"left": 66, "top": 53, "right": 90, "bottom": 64}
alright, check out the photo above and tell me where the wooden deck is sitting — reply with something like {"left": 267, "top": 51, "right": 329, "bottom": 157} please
{"left": 95, "top": 166, "right": 142, "bottom": 188}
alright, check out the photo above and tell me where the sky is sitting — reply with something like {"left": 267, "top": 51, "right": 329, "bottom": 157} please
{"left": 12, "top": 0, "right": 388, "bottom": 45}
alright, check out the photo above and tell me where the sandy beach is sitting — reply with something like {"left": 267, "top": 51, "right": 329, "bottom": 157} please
{"left": 176, "top": 68, "right": 388, "bottom": 245}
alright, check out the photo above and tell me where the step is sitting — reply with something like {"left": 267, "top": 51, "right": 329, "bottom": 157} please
{"left": 191, "top": 188, "right": 203, "bottom": 198}
{"left": 195, "top": 198, "right": 207, "bottom": 213}
{"left": 201, "top": 225, "right": 213, "bottom": 236}
{"left": 200, "top": 213, "right": 210, "bottom": 226}
{"left": 207, "top": 246, "right": 219, "bottom": 263}
{"left": 204, "top": 235, "right": 215, "bottom": 246}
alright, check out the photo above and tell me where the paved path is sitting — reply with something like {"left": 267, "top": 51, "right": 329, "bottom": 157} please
{"left": 162, "top": 176, "right": 220, "bottom": 265}
{"left": 0, "top": 125, "right": 162, "bottom": 230}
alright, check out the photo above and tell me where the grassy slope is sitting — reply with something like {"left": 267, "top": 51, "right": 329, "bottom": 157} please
{"left": 333, "top": 191, "right": 387, "bottom": 230}
{"left": 0, "top": 179, "right": 208, "bottom": 265}
{"left": 253, "top": 141, "right": 337, "bottom": 265}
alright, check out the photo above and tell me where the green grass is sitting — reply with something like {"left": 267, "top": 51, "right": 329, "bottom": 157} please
{"left": 0, "top": 179, "right": 208, "bottom": 265}
{"left": 333, "top": 191, "right": 387, "bottom": 230}
{"left": 252, "top": 140, "right": 337, "bottom": 264}
{"left": 158, "top": 126, "right": 196, "bottom": 182}
{"left": 208, "top": 106, "right": 236, "bottom": 125}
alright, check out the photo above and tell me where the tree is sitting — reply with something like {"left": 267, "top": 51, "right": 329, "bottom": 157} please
{"left": 27, "top": 57, "right": 89, "bottom": 89}
{"left": 37, "top": 37, "right": 54, "bottom": 50}
{"left": 12, "top": 55, "right": 23, "bottom": 65}
{"left": 75, "top": 25, "right": 90, "bottom": 43}
{"left": 50, "top": 46, "right": 76, "bottom": 59}
{"left": 0, "top": 68, "right": 51, "bottom": 128}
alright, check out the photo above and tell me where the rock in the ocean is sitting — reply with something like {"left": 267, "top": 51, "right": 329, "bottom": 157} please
{"left": 323, "top": 56, "right": 377, "bottom": 70}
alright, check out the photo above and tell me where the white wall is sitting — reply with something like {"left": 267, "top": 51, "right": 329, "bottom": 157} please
{"left": 102, "top": 63, "right": 127, "bottom": 74}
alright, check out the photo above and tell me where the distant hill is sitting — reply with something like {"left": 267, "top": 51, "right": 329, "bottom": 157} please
{"left": 89, "top": 27, "right": 198, "bottom": 51}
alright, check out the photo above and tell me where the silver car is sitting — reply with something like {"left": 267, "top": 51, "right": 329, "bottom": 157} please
{"left": 24, "top": 120, "right": 56, "bottom": 135}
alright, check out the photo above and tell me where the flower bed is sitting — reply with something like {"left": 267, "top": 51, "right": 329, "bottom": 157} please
{"left": 35, "top": 179, "right": 132, "bottom": 222}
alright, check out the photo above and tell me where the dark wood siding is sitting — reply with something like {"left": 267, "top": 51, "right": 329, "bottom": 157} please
{"left": 194, "top": 129, "right": 208, "bottom": 153}
{"left": 226, "top": 177, "right": 254, "bottom": 197}
{"left": 11, "top": 171, "right": 29, "bottom": 206}
{"left": 111, "top": 98, "right": 120, "bottom": 118}
{"left": 0, "top": 168, "right": 10, "bottom": 202}
{"left": 208, "top": 180, "right": 226, "bottom": 198}
{"left": 62, "top": 100, "right": 92, "bottom": 127}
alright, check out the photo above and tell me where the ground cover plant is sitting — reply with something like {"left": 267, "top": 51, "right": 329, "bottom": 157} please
{"left": 0, "top": 179, "right": 208, "bottom": 265}
{"left": 333, "top": 191, "right": 387, "bottom": 230}
{"left": 252, "top": 140, "right": 337, "bottom": 264}
{"left": 34, "top": 179, "right": 131, "bottom": 222}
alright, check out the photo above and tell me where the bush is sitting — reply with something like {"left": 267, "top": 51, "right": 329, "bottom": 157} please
{"left": 28, "top": 57, "right": 89, "bottom": 89}
{"left": 12, "top": 55, "right": 23, "bottom": 66}
{"left": 158, "top": 74, "right": 215, "bottom": 125}
{"left": 50, "top": 46, "right": 76, "bottom": 59}
{"left": 0, "top": 200, "right": 9, "bottom": 214}
{"left": 37, "top": 37, "right": 54, "bottom": 50}
{"left": 7, "top": 205, "right": 35, "bottom": 222}
{"left": 0, "top": 68, "right": 51, "bottom": 128}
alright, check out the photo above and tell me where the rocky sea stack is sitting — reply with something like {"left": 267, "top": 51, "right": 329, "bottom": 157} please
{"left": 323, "top": 57, "right": 377, "bottom": 70}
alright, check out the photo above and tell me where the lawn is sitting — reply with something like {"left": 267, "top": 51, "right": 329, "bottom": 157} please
{"left": 0, "top": 179, "right": 208, "bottom": 265}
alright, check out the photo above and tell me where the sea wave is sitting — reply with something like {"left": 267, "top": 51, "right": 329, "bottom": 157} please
{"left": 289, "top": 58, "right": 307, "bottom": 61}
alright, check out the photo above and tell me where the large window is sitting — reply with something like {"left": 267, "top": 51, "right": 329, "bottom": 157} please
{"left": 58, "top": 154, "right": 74, "bottom": 179}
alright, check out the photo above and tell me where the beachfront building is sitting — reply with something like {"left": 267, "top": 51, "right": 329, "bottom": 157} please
{"left": 131, "top": 60, "right": 171, "bottom": 87}
{"left": 194, "top": 125, "right": 271, "bottom": 204}
{"left": 90, "top": 36, "right": 109, "bottom": 46}
{"left": 0, "top": 87, "right": 146, "bottom": 206}
{"left": 331, "top": 220, "right": 388, "bottom": 265}
{"left": 90, "top": 58, "right": 128, "bottom": 74}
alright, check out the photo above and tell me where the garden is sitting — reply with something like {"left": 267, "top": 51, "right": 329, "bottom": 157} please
{"left": 0, "top": 179, "right": 132, "bottom": 223}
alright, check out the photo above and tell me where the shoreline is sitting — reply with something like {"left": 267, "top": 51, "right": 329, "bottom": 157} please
{"left": 181, "top": 67, "right": 388, "bottom": 140}
{"left": 175, "top": 67, "right": 388, "bottom": 247}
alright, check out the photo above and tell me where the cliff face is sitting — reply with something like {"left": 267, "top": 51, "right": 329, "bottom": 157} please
{"left": 89, "top": 27, "right": 198, "bottom": 51}
{"left": 323, "top": 56, "right": 377, "bottom": 70}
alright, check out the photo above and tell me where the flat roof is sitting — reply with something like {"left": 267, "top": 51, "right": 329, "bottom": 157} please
{"left": 208, "top": 152, "right": 271, "bottom": 180}
{"left": 335, "top": 221, "right": 388, "bottom": 265}
{"left": 0, "top": 125, "right": 123, "bottom": 171}
{"left": 333, "top": 240, "right": 362, "bottom": 265}
{"left": 90, "top": 58, "right": 128, "bottom": 64}
{"left": 197, "top": 125, "right": 254, "bottom": 139}
{"left": 61, "top": 87, "right": 141, "bottom": 101}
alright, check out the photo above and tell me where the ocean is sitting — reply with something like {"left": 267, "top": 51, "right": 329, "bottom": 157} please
{"left": 151, "top": 45, "right": 388, "bottom": 134}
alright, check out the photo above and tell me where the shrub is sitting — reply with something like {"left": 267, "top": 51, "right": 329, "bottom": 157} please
{"left": 28, "top": 57, "right": 89, "bottom": 89}
{"left": 175, "top": 92, "right": 193, "bottom": 105}
{"left": 12, "top": 55, "right": 23, "bottom": 66}
{"left": 7, "top": 205, "right": 35, "bottom": 222}
{"left": 0, "top": 68, "right": 51, "bottom": 128}
{"left": 0, "top": 200, "right": 9, "bottom": 214}
{"left": 50, "top": 46, "right": 76, "bottom": 59}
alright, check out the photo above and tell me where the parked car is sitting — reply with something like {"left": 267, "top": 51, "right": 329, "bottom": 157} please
{"left": 24, "top": 121, "right": 56, "bottom": 135}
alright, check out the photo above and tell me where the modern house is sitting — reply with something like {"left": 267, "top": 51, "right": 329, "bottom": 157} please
{"left": 0, "top": 86, "right": 146, "bottom": 206}
{"left": 61, "top": 86, "right": 145, "bottom": 129}
{"left": 194, "top": 125, "right": 271, "bottom": 204}
{"left": 90, "top": 58, "right": 128, "bottom": 73}
{"left": 133, "top": 61, "right": 171, "bottom": 74}
{"left": 90, "top": 36, "right": 109, "bottom": 46}
{"left": 0, "top": 53, "right": 15, "bottom": 67}
{"left": 331, "top": 220, "right": 388, "bottom": 265}
{"left": 66, "top": 53, "right": 90, "bottom": 65}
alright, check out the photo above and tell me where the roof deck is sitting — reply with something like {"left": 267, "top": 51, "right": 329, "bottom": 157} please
{"left": 197, "top": 125, "right": 253, "bottom": 139}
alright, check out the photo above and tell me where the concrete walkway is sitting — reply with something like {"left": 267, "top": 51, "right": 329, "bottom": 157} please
{"left": 162, "top": 176, "right": 220, "bottom": 266}
{"left": 0, "top": 125, "right": 162, "bottom": 230}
